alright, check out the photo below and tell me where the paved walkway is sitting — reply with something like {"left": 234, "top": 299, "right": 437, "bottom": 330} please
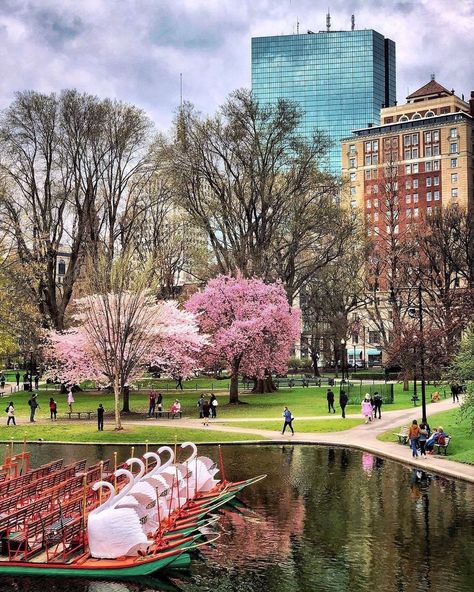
{"left": 131, "top": 397, "right": 474, "bottom": 484}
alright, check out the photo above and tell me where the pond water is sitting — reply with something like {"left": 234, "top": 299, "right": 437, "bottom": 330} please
{"left": 1, "top": 444, "right": 474, "bottom": 592}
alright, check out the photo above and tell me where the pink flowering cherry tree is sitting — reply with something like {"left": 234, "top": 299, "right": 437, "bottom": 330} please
{"left": 44, "top": 294, "right": 205, "bottom": 430}
{"left": 185, "top": 275, "right": 301, "bottom": 403}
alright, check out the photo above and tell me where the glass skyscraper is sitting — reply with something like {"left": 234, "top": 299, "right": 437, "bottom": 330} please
{"left": 252, "top": 30, "right": 396, "bottom": 172}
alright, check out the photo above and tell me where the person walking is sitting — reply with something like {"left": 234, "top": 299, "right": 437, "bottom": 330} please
{"left": 23, "top": 373, "right": 30, "bottom": 392}
{"left": 175, "top": 376, "right": 184, "bottom": 390}
{"left": 67, "top": 389, "right": 75, "bottom": 413}
{"left": 97, "top": 404, "right": 105, "bottom": 431}
{"left": 361, "top": 394, "right": 373, "bottom": 424}
{"left": 202, "top": 398, "right": 210, "bottom": 426}
{"left": 197, "top": 394, "right": 205, "bottom": 418}
{"left": 28, "top": 393, "right": 39, "bottom": 422}
{"left": 281, "top": 406, "right": 294, "bottom": 435}
{"left": 156, "top": 392, "right": 163, "bottom": 418}
{"left": 418, "top": 422, "right": 429, "bottom": 457}
{"left": 373, "top": 391, "right": 383, "bottom": 419}
{"left": 326, "top": 388, "right": 336, "bottom": 414}
{"left": 6, "top": 402, "right": 16, "bottom": 426}
{"left": 0, "top": 373, "right": 5, "bottom": 390}
{"left": 15, "top": 372, "right": 20, "bottom": 388}
{"left": 49, "top": 397, "right": 57, "bottom": 421}
{"left": 408, "top": 419, "right": 420, "bottom": 458}
{"left": 210, "top": 394, "right": 218, "bottom": 418}
{"left": 451, "top": 384, "right": 460, "bottom": 403}
{"left": 339, "top": 390, "right": 348, "bottom": 419}
{"left": 148, "top": 390, "right": 156, "bottom": 417}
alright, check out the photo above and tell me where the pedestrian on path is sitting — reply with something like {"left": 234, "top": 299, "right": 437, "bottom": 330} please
{"left": 156, "top": 393, "right": 163, "bottom": 418}
{"left": 418, "top": 422, "right": 429, "bottom": 457}
{"left": 373, "top": 392, "right": 383, "bottom": 419}
{"left": 97, "top": 404, "right": 105, "bottom": 431}
{"left": 451, "top": 384, "right": 460, "bottom": 403}
{"left": 197, "top": 394, "right": 205, "bottom": 418}
{"left": 339, "top": 390, "right": 348, "bottom": 418}
{"left": 148, "top": 390, "right": 156, "bottom": 417}
{"left": 49, "top": 397, "right": 57, "bottom": 420}
{"left": 408, "top": 419, "right": 420, "bottom": 458}
{"left": 0, "top": 373, "right": 5, "bottom": 390}
{"left": 210, "top": 394, "right": 218, "bottom": 418}
{"left": 6, "top": 402, "right": 16, "bottom": 426}
{"left": 15, "top": 372, "right": 20, "bottom": 388}
{"left": 327, "top": 388, "right": 336, "bottom": 414}
{"left": 28, "top": 393, "right": 39, "bottom": 422}
{"left": 361, "top": 394, "right": 373, "bottom": 424}
{"left": 281, "top": 406, "right": 294, "bottom": 435}
{"left": 67, "top": 389, "right": 75, "bottom": 412}
{"left": 202, "top": 398, "right": 210, "bottom": 426}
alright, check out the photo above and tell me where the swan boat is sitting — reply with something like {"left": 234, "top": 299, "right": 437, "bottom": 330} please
{"left": 0, "top": 442, "right": 265, "bottom": 579}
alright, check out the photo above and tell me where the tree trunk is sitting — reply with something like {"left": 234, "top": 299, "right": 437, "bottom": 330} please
{"left": 252, "top": 376, "right": 277, "bottom": 394}
{"left": 311, "top": 354, "right": 321, "bottom": 377}
{"left": 122, "top": 384, "right": 130, "bottom": 413}
{"left": 229, "top": 371, "right": 239, "bottom": 404}
{"left": 113, "top": 376, "right": 122, "bottom": 430}
{"left": 403, "top": 373, "right": 409, "bottom": 391}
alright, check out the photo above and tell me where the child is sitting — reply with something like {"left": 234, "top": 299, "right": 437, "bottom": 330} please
{"left": 361, "top": 395, "right": 373, "bottom": 423}
{"left": 49, "top": 397, "right": 57, "bottom": 420}
{"left": 67, "top": 389, "right": 75, "bottom": 412}
{"left": 97, "top": 404, "right": 105, "bottom": 431}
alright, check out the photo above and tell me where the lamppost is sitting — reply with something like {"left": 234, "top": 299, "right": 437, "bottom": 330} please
{"left": 407, "top": 285, "right": 427, "bottom": 424}
{"left": 340, "top": 339, "right": 347, "bottom": 382}
{"left": 29, "top": 349, "right": 34, "bottom": 391}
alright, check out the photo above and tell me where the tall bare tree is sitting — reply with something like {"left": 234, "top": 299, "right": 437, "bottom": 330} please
{"left": 159, "top": 90, "right": 354, "bottom": 304}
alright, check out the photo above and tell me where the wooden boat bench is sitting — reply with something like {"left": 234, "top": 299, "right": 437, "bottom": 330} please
{"left": 65, "top": 411, "right": 96, "bottom": 420}
{"left": 433, "top": 436, "right": 451, "bottom": 455}
{"left": 155, "top": 411, "right": 183, "bottom": 419}
{"left": 394, "top": 426, "right": 409, "bottom": 444}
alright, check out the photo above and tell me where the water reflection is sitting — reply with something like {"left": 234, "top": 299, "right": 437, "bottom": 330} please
{"left": 1, "top": 444, "right": 474, "bottom": 592}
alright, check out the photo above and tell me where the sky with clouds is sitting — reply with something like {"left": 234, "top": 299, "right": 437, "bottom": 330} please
{"left": 0, "top": 0, "right": 473, "bottom": 130}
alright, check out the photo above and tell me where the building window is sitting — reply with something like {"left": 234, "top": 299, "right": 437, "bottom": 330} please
{"left": 349, "top": 144, "right": 356, "bottom": 154}
{"left": 426, "top": 177, "right": 432, "bottom": 187}
{"left": 351, "top": 200, "right": 357, "bottom": 208}
{"left": 434, "top": 190, "right": 440, "bottom": 201}
{"left": 365, "top": 155, "right": 372, "bottom": 166}
{"left": 365, "top": 141, "right": 372, "bottom": 153}
{"left": 424, "top": 131, "right": 432, "bottom": 143}
{"left": 434, "top": 176, "right": 439, "bottom": 186}
{"left": 58, "top": 260, "right": 66, "bottom": 275}
{"left": 404, "top": 149, "right": 411, "bottom": 160}
{"left": 425, "top": 110, "right": 435, "bottom": 117}
{"left": 399, "top": 115, "right": 409, "bottom": 122}
{"left": 414, "top": 207, "right": 419, "bottom": 217}
{"left": 350, "top": 186, "right": 356, "bottom": 195}
{"left": 405, "top": 164, "right": 411, "bottom": 174}
{"left": 372, "top": 154, "right": 379, "bottom": 165}
{"left": 451, "top": 173, "right": 458, "bottom": 183}
{"left": 369, "top": 331, "right": 380, "bottom": 343}
{"left": 407, "top": 208, "right": 412, "bottom": 217}
{"left": 433, "top": 160, "right": 440, "bottom": 171}
{"left": 373, "top": 184, "right": 379, "bottom": 194}
{"left": 373, "top": 199, "right": 379, "bottom": 208}
{"left": 450, "top": 128, "right": 457, "bottom": 138}
{"left": 403, "top": 135, "right": 411, "bottom": 146}
{"left": 450, "top": 142, "right": 458, "bottom": 153}
{"left": 427, "top": 191, "right": 432, "bottom": 202}
{"left": 413, "top": 193, "right": 419, "bottom": 203}
{"left": 433, "top": 130, "right": 440, "bottom": 142}
{"left": 451, "top": 158, "right": 457, "bottom": 168}
{"left": 413, "top": 163, "right": 419, "bottom": 173}
{"left": 350, "top": 172, "right": 356, "bottom": 182}
{"left": 372, "top": 141, "right": 378, "bottom": 152}
{"left": 425, "top": 146, "right": 432, "bottom": 157}
{"left": 405, "top": 180, "right": 411, "bottom": 189}
{"left": 427, "top": 206, "right": 433, "bottom": 215}
{"left": 432, "top": 145, "right": 440, "bottom": 156}
{"left": 412, "top": 134, "right": 419, "bottom": 145}
{"left": 412, "top": 113, "right": 422, "bottom": 120}
{"left": 367, "top": 199, "right": 371, "bottom": 209}
{"left": 406, "top": 195, "right": 411, "bottom": 204}
{"left": 451, "top": 188, "right": 458, "bottom": 198}
{"left": 374, "top": 212, "right": 379, "bottom": 222}
{"left": 349, "top": 158, "right": 356, "bottom": 168}
{"left": 412, "top": 148, "right": 419, "bottom": 158}
{"left": 413, "top": 179, "right": 419, "bottom": 189}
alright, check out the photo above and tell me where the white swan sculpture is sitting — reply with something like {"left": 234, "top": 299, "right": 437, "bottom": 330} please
{"left": 181, "top": 442, "right": 219, "bottom": 494}
{"left": 88, "top": 468, "right": 148, "bottom": 559}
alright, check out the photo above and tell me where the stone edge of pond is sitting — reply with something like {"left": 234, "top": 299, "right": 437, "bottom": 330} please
{"left": 2, "top": 437, "right": 474, "bottom": 485}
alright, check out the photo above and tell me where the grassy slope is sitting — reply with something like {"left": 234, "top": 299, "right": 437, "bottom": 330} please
{"left": 378, "top": 407, "right": 474, "bottom": 464}
{"left": 220, "top": 418, "right": 363, "bottom": 432}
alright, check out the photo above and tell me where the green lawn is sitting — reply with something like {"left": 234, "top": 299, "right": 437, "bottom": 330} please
{"left": 0, "top": 421, "right": 263, "bottom": 444}
{"left": 2, "top": 382, "right": 448, "bottom": 423}
{"left": 220, "top": 418, "right": 363, "bottom": 432}
{"left": 378, "top": 407, "right": 474, "bottom": 465}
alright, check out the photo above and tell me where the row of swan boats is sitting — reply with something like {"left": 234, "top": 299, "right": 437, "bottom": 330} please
{"left": 0, "top": 442, "right": 265, "bottom": 579}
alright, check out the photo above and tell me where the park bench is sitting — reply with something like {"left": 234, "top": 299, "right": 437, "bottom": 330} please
{"left": 433, "top": 436, "right": 451, "bottom": 455}
{"left": 65, "top": 411, "right": 96, "bottom": 420}
{"left": 394, "top": 426, "right": 409, "bottom": 444}
{"left": 155, "top": 411, "right": 183, "bottom": 419}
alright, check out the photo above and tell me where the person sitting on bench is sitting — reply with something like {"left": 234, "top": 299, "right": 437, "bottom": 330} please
{"left": 426, "top": 426, "right": 447, "bottom": 454}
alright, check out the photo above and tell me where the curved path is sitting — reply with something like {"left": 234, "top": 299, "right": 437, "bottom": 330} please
{"left": 131, "top": 397, "right": 474, "bottom": 484}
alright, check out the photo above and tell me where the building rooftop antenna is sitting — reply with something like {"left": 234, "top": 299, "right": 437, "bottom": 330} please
{"left": 430, "top": 72, "right": 435, "bottom": 81}
{"left": 326, "top": 10, "right": 331, "bottom": 32}
{"left": 351, "top": 14, "right": 355, "bottom": 31}
{"left": 297, "top": 17, "right": 299, "bottom": 34}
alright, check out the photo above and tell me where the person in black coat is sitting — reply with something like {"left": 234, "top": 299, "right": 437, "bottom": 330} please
{"left": 339, "top": 390, "right": 348, "bottom": 418}
{"left": 326, "top": 389, "right": 336, "bottom": 413}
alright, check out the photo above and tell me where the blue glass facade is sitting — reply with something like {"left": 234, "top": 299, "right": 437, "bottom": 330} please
{"left": 252, "top": 30, "right": 396, "bottom": 172}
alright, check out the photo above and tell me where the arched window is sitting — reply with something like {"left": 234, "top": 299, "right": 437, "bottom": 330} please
{"left": 425, "top": 110, "right": 435, "bottom": 117}
{"left": 399, "top": 115, "right": 409, "bottom": 122}
{"left": 412, "top": 112, "right": 422, "bottom": 120}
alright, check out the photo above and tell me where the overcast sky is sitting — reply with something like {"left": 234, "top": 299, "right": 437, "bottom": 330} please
{"left": 0, "top": 0, "right": 473, "bottom": 130}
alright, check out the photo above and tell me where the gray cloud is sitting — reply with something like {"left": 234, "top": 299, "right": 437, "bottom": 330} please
{"left": 0, "top": 0, "right": 472, "bottom": 131}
